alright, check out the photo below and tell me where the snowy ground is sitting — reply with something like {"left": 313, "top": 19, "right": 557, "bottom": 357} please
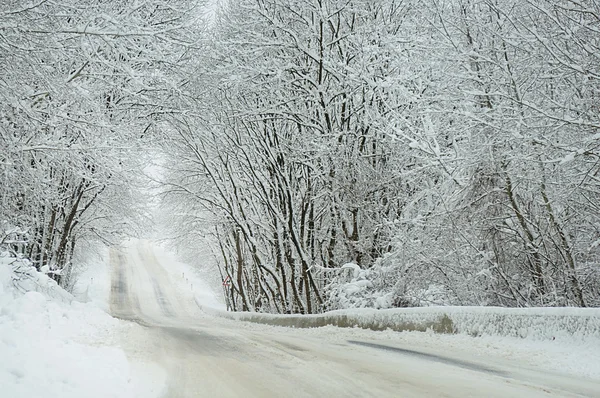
{"left": 149, "top": 241, "right": 224, "bottom": 311}
{"left": 213, "top": 306, "right": 600, "bottom": 381}
{"left": 71, "top": 245, "right": 112, "bottom": 311}
{"left": 0, "top": 253, "right": 166, "bottom": 398}
{"left": 108, "top": 239, "right": 600, "bottom": 397}
{"left": 2, "top": 240, "right": 599, "bottom": 397}
{"left": 235, "top": 318, "right": 600, "bottom": 382}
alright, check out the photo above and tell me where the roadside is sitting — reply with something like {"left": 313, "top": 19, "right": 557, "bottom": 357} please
{"left": 232, "top": 315, "right": 600, "bottom": 383}
{"left": 209, "top": 306, "right": 600, "bottom": 381}
{"left": 0, "top": 251, "right": 166, "bottom": 398}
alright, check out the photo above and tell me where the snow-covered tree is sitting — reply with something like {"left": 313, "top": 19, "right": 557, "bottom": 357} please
{"left": 1, "top": 0, "right": 202, "bottom": 285}
{"left": 157, "top": 0, "right": 599, "bottom": 311}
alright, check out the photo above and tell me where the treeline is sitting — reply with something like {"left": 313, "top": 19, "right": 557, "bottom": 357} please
{"left": 163, "top": 0, "right": 600, "bottom": 312}
{"left": 2, "top": 0, "right": 596, "bottom": 309}
{"left": 0, "top": 1, "right": 199, "bottom": 285}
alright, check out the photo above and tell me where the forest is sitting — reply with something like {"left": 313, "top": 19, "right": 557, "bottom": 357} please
{"left": 1, "top": 0, "right": 599, "bottom": 313}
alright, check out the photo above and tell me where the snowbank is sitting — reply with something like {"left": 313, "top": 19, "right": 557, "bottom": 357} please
{"left": 71, "top": 245, "right": 112, "bottom": 311}
{"left": 7, "top": 256, "right": 74, "bottom": 304}
{"left": 0, "top": 254, "right": 165, "bottom": 398}
{"left": 205, "top": 305, "right": 600, "bottom": 341}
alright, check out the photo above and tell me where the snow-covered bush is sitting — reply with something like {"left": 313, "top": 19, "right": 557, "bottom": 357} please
{"left": 0, "top": 223, "right": 29, "bottom": 258}
{"left": 326, "top": 262, "right": 421, "bottom": 310}
{"left": 0, "top": 252, "right": 73, "bottom": 304}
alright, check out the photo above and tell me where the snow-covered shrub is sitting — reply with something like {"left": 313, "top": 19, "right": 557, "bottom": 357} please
{"left": 0, "top": 252, "right": 73, "bottom": 304}
{"left": 0, "top": 223, "right": 29, "bottom": 258}
{"left": 326, "top": 261, "right": 420, "bottom": 310}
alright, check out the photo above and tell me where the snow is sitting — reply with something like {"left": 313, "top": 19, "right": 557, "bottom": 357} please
{"left": 13, "top": 238, "right": 590, "bottom": 396}
{"left": 71, "top": 245, "right": 112, "bottom": 311}
{"left": 0, "top": 292, "right": 130, "bottom": 398}
{"left": 230, "top": 310, "right": 600, "bottom": 382}
{"left": 9, "top": 257, "right": 74, "bottom": 304}
{"left": 2, "top": 242, "right": 599, "bottom": 397}
{"left": 0, "top": 253, "right": 166, "bottom": 398}
{"left": 206, "top": 304, "right": 600, "bottom": 381}
{"left": 211, "top": 304, "right": 600, "bottom": 339}
{"left": 149, "top": 240, "right": 225, "bottom": 311}
{"left": 340, "top": 262, "right": 361, "bottom": 278}
{"left": 559, "top": 152, "right": 576, "bottom": 164}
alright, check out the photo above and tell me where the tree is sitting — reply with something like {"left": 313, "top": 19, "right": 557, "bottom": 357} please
{"left": 0, "top": 0, "right": 202, "bottom": 285}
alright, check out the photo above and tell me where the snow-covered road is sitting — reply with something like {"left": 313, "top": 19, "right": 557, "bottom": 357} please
{"left": 109, "top": 241, "right": 600, "bottom": 397}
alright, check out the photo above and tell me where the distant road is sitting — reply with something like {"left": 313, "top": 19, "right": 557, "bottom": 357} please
{"left": 110, "top": 240, "right": 599, "bottom": 398}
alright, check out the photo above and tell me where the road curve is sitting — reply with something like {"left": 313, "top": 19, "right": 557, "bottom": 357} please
{"left": 110, "top": 240, "right": 600, "bottom": 398}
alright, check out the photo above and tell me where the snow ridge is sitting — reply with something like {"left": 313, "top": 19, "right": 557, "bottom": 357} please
{"left": 205, "top": 305, "right": 600, "bottom": 341}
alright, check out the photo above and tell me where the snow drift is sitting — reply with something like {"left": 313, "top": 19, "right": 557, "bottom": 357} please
{"left": 0, "top": 253, "right": 162, "bottom": 398}
{"left": 203, "top": 305, "right": 600, "bottom": 342}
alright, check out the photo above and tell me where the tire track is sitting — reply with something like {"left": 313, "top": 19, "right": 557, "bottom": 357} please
{"left": 151, "top": 277, "right": 175, "bottom": 317}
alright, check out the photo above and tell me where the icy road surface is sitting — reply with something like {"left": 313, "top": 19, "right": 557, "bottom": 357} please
{"left": 110, "top": 241, "right": 599, "bottom": 397}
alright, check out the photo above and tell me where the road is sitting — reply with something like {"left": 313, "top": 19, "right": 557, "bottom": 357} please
{"left": 110, "top": 240, "right": 599, "bottom": 397}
